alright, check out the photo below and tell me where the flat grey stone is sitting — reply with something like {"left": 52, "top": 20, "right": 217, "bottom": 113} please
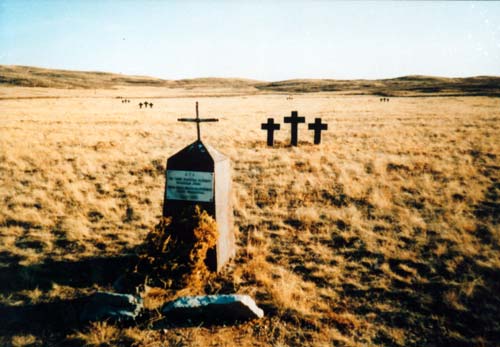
{"left": 161, "top": 294, "right": 263, "bottom": 324}
{"left": 80, "top": 291, "right": 143, "bottom": 323}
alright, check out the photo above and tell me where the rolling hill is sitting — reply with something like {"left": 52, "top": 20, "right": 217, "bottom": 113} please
{"left": 0, "top": 65, "right": 260, "bottom": 90}
{"left": 255, "top": 75, "right": 500, "bottom": 97}
{"left": 1, "top": 65, "right": 499, "bottom": 97}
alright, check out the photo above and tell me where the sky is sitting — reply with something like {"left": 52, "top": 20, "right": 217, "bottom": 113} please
{"left": 0, "top": 1, "right": 499, "bottom": 81}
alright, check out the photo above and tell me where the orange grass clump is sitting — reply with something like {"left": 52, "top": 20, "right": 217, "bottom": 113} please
{"left": 135, "top": 206, "right": 218, "bottom": 293}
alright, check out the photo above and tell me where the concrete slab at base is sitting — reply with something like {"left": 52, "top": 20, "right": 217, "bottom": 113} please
{"left": 161, "top": 294, "right": 263, "bottom": 323}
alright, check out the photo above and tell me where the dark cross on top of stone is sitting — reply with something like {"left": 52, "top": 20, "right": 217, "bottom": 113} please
{"left": 178, "top": 102, "right": 219, "bottom": 141}
{"left": 261, "top": 118, "right": 280, "bottom": 146}
{"left": 308, "top": 118, "right": 328, "bottom": 144}
{"left": 284, "top": 111, "right": 305, "bottom": 146}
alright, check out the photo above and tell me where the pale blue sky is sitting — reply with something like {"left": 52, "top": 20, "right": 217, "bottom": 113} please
{"left": 1, "top": 1, "right": 499, "bottom": 81}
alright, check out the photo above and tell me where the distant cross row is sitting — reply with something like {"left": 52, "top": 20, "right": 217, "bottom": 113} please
{"left": 117, "top": 97, "right": 153, "bottom": 107}
{"left": 261, "top": 111, "right": 328, "bottom": 146}
{"left": 139, "top": 101, "right": 154, "bottom": 108}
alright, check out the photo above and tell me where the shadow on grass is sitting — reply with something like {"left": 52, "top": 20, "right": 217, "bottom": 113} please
{"left": 0, "top": 297, "right": 87, "bottom": 335}
{"left": 0, "top": 252, "right": 140, "bottom": 339}
{"left": 0, "top": 253, "right": 138, "bottom": 293}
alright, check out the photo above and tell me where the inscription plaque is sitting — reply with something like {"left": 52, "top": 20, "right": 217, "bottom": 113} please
{"left": 166, "top": 170, "right": 214, "bottom": 202}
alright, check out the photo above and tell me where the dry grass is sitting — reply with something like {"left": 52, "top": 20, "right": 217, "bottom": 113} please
{"left": 133, "top": 206, "right": 219, "bottom": 293}
{"left": 0, "top": 84, "right": 499, "bottom": 346}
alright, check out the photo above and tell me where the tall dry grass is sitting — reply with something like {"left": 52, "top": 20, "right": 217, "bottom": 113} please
{"left": 0, "top": 86, "right": 499, "bottom": 346}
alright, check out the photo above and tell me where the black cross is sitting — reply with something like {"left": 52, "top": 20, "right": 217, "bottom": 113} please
{"left": 284, "top": 111, "right": 305, "bottom": 146}
{"left": 178, "top": 102, "right": 219, "bottom": 141}
{"left": 308, "top": 118, "right": 328, "bottom": 144}
{"left": 261, "top": 118, "right": 280, "bottom": 146}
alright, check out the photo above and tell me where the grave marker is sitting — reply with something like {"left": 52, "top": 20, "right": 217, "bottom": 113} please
{"left": 261, "top": 118, "right": 280, "bottom": 146}
{"left": 163, "top": 102, "right": 235, "bottom": 272}
{"left": 308, "top": 118, "right": 328, "bottom": 144}
{"left": 284, "top": 111, "right": 305, "bottom": 146}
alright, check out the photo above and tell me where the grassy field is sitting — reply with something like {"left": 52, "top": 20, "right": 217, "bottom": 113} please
{"left": 0, "top": 80, "right": 499, "bottom": 346}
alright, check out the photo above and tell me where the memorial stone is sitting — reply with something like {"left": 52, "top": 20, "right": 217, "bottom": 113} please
{"left": 162, "top": 102, "right": 235, "bottom": 272}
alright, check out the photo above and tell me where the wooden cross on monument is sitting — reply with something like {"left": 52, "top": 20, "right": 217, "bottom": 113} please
{"left": 178, "top": 102, "right": 219, "bottom": 141}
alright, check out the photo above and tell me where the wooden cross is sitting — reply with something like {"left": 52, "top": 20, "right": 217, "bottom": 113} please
{"left": 308, "top": 118, "right": 328, "bottom": 144}
{"left": 261, "top": 118, "right": 280, "bottom": 146}
{"left": 284, "top": 111, "right": 305, "bottom": 146}
{"left": 178, "top": 102, "right": 219, "bottom": 142}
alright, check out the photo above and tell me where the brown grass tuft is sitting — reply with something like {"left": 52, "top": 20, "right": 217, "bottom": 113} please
{"left": 135, "top": 206, "right": 218, "bottom": 296}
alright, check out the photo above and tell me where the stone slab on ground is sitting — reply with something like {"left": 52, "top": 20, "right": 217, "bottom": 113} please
{"left": 80, "top": 291, "right": 143, "bottom": 323}
{"left": 161, "top": 294, "right": 264, "bottom": 324}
